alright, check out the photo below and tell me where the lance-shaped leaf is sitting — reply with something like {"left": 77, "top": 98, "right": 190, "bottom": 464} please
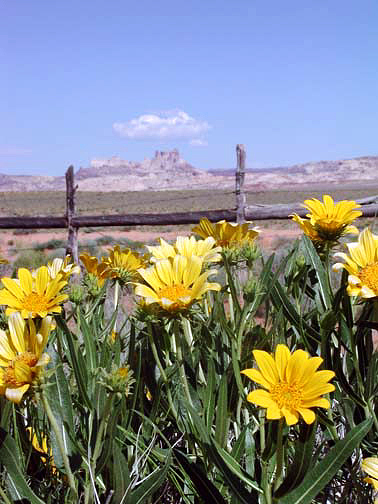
{"left": 279, "top": 418, "right": 372, "bottom": 504}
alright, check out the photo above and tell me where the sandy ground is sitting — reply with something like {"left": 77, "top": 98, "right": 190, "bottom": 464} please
{"left": 0, "top": 226, "right": 302, "bottom": 261}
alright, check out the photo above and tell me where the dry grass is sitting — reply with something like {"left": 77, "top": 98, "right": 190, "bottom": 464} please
{"left": 1, "top": 184, "right": 378, "bottom": 218}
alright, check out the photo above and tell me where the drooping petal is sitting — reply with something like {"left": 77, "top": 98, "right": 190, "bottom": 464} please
{"left": 281, "top": 407, "right": 299, "bottom": 425}
{"left": 297, "top": 407, "right": 316, "bottom": 424}
{"left": 5, "top": 384, "right": 30, "bottom": 404}
{"left": 8, "top": 312, "right": 27, "bottom": 354}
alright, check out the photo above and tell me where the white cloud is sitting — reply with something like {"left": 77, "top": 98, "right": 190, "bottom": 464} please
{"left": 113, "top": 110, "right": 211, "bottom": 143}
{"left": 190, "top": 138, "right": 208, "bottom": 147}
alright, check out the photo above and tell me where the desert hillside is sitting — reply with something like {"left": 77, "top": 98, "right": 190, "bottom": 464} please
{"left": 1, "top": 150, "right": 378, "bottom": 192}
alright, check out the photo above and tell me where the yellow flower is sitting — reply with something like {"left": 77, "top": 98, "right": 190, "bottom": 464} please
{"left": 0, "top": 313, "right": 53, "bottom": 403}
{"left": 192, "top": 218, "right": 259, "bottom": 249}
{"left": 0, "top": 266, "right": 68, "bottom": 318}
{"left": 147, "top": 236, "right": 222, "bottom": 264}
{"left": 292, "top": 195, "right": 361, "bottom": 244}
{"left": 362, "top": 457, "right": 378, "bottom": 490}
{"left": 101, "top": 246, "right": 147, "bottom": 283}
{"left": 47, "top": 255, "right": 81, "bottom": 281}
{"left": 333, "top": 228, "right": 378, "bottom": 298}
{"left": 134, "top": 255, "right": 221, "bottom": 313}
{"left": 241, "top": 344, "right": 335, "bottom": 425}
{"left": 27, "top": 427, "right": 56, "bottom": 472}
{"left": 80, "top": 252, "right": 108, "bottom": 287}
{"left": 291, "top": 214, "right": 322, "bottom": 243}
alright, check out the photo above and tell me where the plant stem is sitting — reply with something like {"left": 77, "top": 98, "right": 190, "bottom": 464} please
{"left": 174, "top": 320, "right": 193, "bottom": 408}
{"left": 85, "top": 397, "right": 113, "bottom": 504}
{"left": 40, "top": 386, "right": 77, "bottom": 499}
{"left": 274, "top": 419, "right": 284, "bottom": 491}
{"left": 113, "top": 280, "right": 120, "bottom": 335}
{"left": 147, "top": 322, "right": 178, "bottom": 421}
{"left": 259, "top": 411, "right": 272, "bottom": 504}
{"left": 92, "top": 395, "right": 113, "bottom": 463}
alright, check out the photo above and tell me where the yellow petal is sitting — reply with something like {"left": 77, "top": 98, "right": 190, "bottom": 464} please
{"left": 285, "top": 349, "right": 309, "bottom": 384}
{"left": 8, "top": 312, "right": 27, "bottom": 354}
{"left": 297, "top": 407, "right": 316, "bottom": 424}
{"left": 266, "top": 406, "right": 282, "bottom": 420}
{"left": 18, "top": 269, "right": 33, "bottom": 295}
{"left": 301, "top": 397, "right": 330, "bottom": 409}
{"left": 134, "top": 284, "right": 160, "bottom": 301}
{"left": 252, "top": 350, "right": 279, "bottom": 386}
{"left": 241, "top": 368, "right": 272, "bottom": 389}
{"left": 362, "top": 457, "right": 378, "bottom": 480}
{"left": 1, "top": 278, "right": 25, "bottom": 300}
{"left": 0, "top": 330, "right": 16, "bottom": 362}
{"left": 281, "top": 407, "right": 299, "bottom": 425}
{"left": 36, "top": 266, "right": 49, "bottom": 296}
{"left": 5, "top": 384, "right": 30, "bottom": 403}
{"left": 247, "top": 389, "right": 277, "bottom": 408}
{"left": 274, "top": 344, "right": 290, "bottom": 381}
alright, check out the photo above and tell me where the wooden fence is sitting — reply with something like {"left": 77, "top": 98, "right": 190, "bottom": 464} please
{"left": 1, "top": 145, "right": 378, "bottom": 263}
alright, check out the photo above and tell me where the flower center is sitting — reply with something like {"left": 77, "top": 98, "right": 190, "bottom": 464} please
{"left": 359, "top": 263, "right": 378, "bottom": 294}
{"left": 270, "top": 381, "right": 302, "bottom": 409}
{"left": 158, "top": 284, "right": 191, "bottom": 302}
{"left": 118, "top": 367, "right": 128, "bottom": 378}
{"left": 22, "top": 292, "right": 49, "bottom": 313}
{"left": 13, "top": 352, "right": 39, "bottom": 367}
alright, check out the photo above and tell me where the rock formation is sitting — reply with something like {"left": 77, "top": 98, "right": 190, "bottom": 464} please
{"left": 0, "top": 152, "right": 378, "bottom": 192}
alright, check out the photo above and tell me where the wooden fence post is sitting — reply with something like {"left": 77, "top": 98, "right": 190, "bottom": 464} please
{"left": 65, "top": 166, "right": 79, "bottom": 264}
{"left": 236, "top": 144, "right": 246, "bottom": 224}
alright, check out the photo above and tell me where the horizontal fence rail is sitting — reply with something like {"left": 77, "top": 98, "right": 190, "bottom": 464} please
{"left": 0, "top": 203, "right": 377, "bottom": 230}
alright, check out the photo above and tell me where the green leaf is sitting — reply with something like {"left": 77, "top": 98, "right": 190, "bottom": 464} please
{"left": 215, "top": 374, "right": 228, "bottom": 448}
{"left": 206, "top": 441, "right": 260, "bottom": 503}
{"left": 174, "top": 448, "right": 228, "bottom": 504}
{"left": 0, "top": 429, "right": 45, "bottom": 504}
{"left": 215, "top": 441, "right": 262, "bottom": 493}
{"left": 270, "top": 277, "right": 321, "bottom": 342}
{"left": 274, "top": 422, "right": 316, "bottom": 498}
{"left": 0, "top": 399, "right": 12, "bottom": 429}
{"left": 46, "top": 350, "right": 75, "bottom": 470}
{"left": 78, "top": 308, "right": 98, "bottom": 372}
{"left": 302, "top": 236, "right": 332, "bottom": 311}
{"left": 112, "top": 442, "right": 130, "bottom": 502}
{"left": 204, "top": 359, "right": 216, "bottom": 432}
{"left": 131, "top": 450, "right": 172, "bottom": 504}
{"left": 56, "top": 317, "right": 92, "bottom": 409}
{"left": 279, "top": 418, "right": 373, "bottom": 504}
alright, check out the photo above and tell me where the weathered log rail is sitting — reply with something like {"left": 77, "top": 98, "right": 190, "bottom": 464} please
{"left": 0, "top": 200, "right": 377, "bottom": 230}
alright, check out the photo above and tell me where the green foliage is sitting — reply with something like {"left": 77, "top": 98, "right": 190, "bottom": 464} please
{"left": 1, "top": 229, "right": 378, "bottom": 503}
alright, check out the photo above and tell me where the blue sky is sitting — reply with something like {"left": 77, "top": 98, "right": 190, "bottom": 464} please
{"left": 1, "top": 0, "right": 377, "bottom": 175}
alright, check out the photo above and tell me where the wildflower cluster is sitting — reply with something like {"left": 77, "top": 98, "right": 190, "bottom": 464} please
{"left": 1, "top": 200, "right": 378, "bottom": 503}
